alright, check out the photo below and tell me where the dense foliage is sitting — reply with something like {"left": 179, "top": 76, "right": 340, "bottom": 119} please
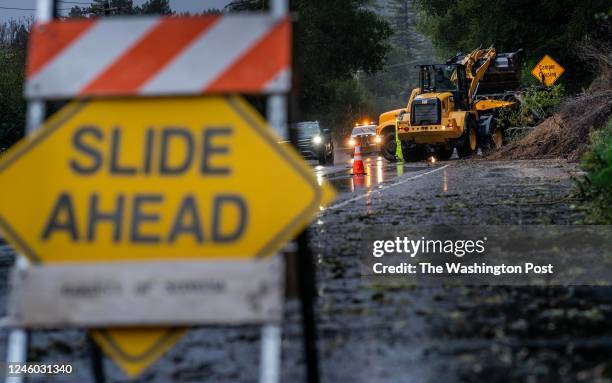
{"left": 0, "top": 19, "right": 30, "bottom": 151}
{"left": 498, "top": 84, "right": 565, "bottom": 140}
{"left": 0, "top": 1, "right": 391, "bottom": 148}
{"left": 358, "top": 0, "right": 436, "bottom": 128}
{"left": 68, "top": 0, "right": 173, "bottom": 17}
{"left": 227, "top": 0, "right": 392, "bottom": 138}
{"left": 414, "top": 0, "right": 611, "bottom": 89}
{"left": 578, "top": 119, "right": 612, "bottom": 223}
{"left": 0, "top": 1, "right": 178, "bottom": 150}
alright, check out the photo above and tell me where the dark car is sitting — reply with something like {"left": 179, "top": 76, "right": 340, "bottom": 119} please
{"left": 294, "top": 121, "right": 334, "bottom": 165}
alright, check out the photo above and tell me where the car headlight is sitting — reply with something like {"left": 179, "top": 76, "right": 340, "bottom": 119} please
{"left": 313, "top": 135, "right": 322, "bottom": 144}
{"left": 349, "top": 138, "right": 356, "bottom": 146}
{"left": 374, "top": 135, "right": 382, "bottom": 143}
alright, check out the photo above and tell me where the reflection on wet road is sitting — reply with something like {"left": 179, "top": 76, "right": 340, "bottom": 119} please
{"left": 313, "top": 156, "right": 431, "bottom": 191}
{"left": 311, "top": 153, "right": 444, "bottom": 210}
{"left": 306, "top": 159, "right": 594, "bottom": 383}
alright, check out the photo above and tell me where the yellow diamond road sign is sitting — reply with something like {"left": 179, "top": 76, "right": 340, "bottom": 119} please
{"left": 0, "top": 96, "right": 334, "bottom": 376}
{"left": 531, "top": 54, "right": 565, "bottom": 86}
{"left": 91, "top": 327, "right": 186, "bottom": 377}
{"left": 0, "top": 96, "right": 330, "bottom": 262}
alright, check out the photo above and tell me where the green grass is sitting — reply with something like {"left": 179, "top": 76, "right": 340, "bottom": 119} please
{"left": 498, "top": 84, "right": 565, "bottom": 142}
{"left": 577, "top": 118, "right": 612, "bottom": 223}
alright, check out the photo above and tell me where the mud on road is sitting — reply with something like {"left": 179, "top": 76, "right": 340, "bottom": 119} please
{"left": 309, "top": 158, "right": 611, "bottom": 383}
{"left": 1, "top": 158, "right": 610, "bottom": 383}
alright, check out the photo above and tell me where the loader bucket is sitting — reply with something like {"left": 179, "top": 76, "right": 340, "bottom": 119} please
{"left": 477, "top": 50, "right": 523, "bottom": 95}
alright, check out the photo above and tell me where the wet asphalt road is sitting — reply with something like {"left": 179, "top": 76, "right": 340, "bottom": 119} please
{"left": 308, "top": 155, "right": 611, "bottom": 383}
{"left": 1, "top": 153, "right": 610, "bottom": 383}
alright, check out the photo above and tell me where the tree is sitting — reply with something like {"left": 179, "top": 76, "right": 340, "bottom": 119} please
{"left": 67, "top": 7, "right": 88, "bottom": 18}
{"left": 413, "top": 0, "right": 610, "bottom": 89}
{"left": 357, "top": 0, "right": 437, "bottom": 118}
{"left": 0, "top": 19, "right": 31, "bottom": 150}
{"left": 136, "top": 0, "right": 174, "bottom": 15}
{"left": 68, "top": 0, "right": 174, "bottom": 17}
{"left": 68, "top": 0, "right": 135, "bottom": 17}
{"left": 226, "top": 0, "right": 392, "bottom": 137}
{"left": 387, "top": 0, "right": 411, "bottom": 51}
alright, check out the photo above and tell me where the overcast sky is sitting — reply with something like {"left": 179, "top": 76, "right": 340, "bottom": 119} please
{"left": 0, "top": 0, "right": 233, "bottom": 21}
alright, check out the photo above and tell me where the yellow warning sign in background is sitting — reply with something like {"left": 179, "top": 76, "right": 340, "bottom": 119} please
{"left": 531, "top": 54, "right": 565, "bottom": 86}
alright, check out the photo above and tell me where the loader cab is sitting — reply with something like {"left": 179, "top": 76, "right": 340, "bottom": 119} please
{"left": 418, "top": 64, "right": 469, "bottom": 110}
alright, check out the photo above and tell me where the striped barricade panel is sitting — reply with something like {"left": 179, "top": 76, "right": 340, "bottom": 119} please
{"left": 25, "top": 14, "right": 291, "bottom": 98}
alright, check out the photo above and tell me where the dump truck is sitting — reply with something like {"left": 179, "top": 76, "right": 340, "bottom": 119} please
{"left": 376, "top": 47, "right": 522, "bottom": 161}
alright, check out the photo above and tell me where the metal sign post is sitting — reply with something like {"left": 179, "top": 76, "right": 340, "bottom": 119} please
{"left": 283, "top": 4, "right": 321, "bottom": 380}
{"left": 5, "top": 1, "right": 55, "bottom": 383}
{"left": 296, "top": 232, "right": 321, "bottom": 383}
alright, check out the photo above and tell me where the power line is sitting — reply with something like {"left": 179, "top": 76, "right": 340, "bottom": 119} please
{"left": 58, "top": 1, "right": 92, "bottom": 4}
{"left": 0, "top": 0, "right": 87, "bottom": 11}
{"left": 384, "top": 59, "right": 422, "bottom": 69}
{"left": 0, "top": 6, "right": 37, "bottom": 11}
{"left": 0, "top": 5, "right": 71, "bottom": 11}
{"left": 0, "top": 2, "right": 156, "bottom": 14}
{"left": 0, "top": 0, "right": 90, "bottom": 3}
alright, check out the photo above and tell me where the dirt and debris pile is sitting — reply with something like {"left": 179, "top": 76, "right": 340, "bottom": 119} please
{"left": 490, "top": 88, "right": 612, "bottom": 161}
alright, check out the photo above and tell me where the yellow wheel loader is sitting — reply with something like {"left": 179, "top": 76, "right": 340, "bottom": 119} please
{"left": 376, "top": 47, "right": 522, "bottom": 161}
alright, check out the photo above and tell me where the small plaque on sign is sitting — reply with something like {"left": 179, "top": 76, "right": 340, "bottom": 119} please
{"left": 9, "top": 258, "right": 283, "bottom": 328}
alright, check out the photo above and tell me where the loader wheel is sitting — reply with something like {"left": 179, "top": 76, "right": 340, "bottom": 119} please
{"left": 381, "top": 131, "right": 398, "bottom": 162}
{"left": 403, "top": 145, "right": 427, "bottom": 162}
{"left": 326, "top": 151, "right": 335, "bottom": 165}
{"left": 489, "top": 126, "right": 504, "bottom": 150}
{"left": 435, "top": 147, "right": 454, "bottom": 161}
{"left": 457, "top": 119, "right": 478, "bottom": 158}
{"left": 318, "top": 154, "right": 327, "bottom": 166}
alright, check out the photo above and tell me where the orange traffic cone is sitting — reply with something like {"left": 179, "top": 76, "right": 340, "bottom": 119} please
{"left": 352, "top": 142, "right": 366, "bottom": 175}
